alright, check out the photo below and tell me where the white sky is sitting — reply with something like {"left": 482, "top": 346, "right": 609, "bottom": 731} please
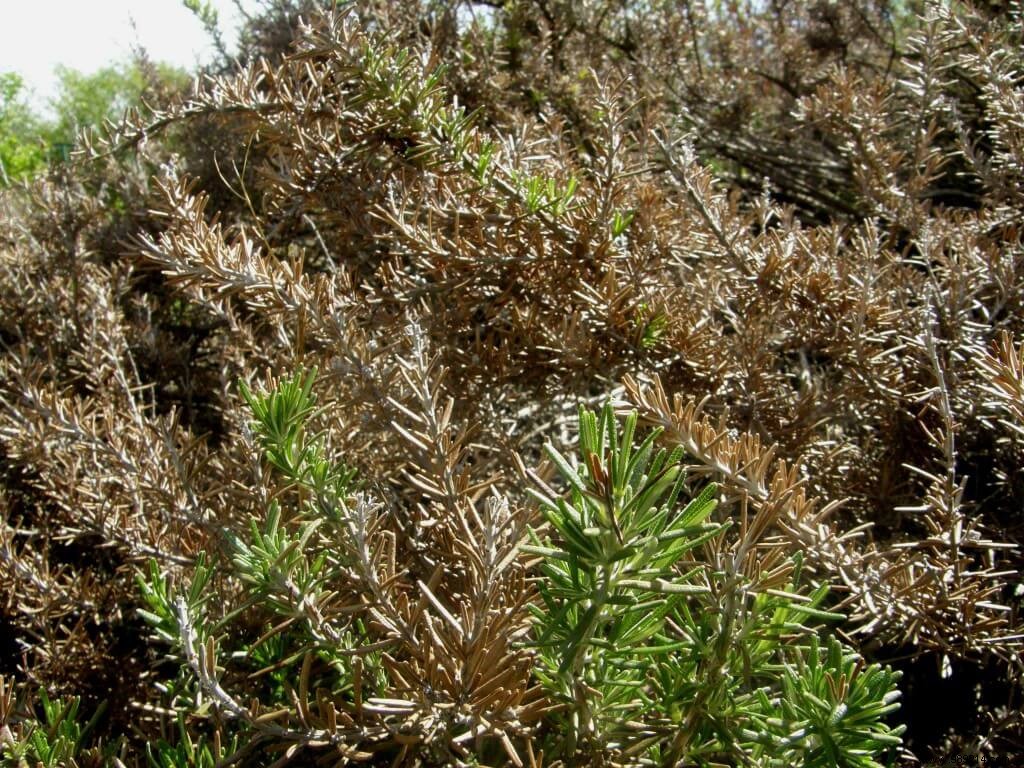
{"left": 1, "top": 1, "right": 257, "bottom": 113}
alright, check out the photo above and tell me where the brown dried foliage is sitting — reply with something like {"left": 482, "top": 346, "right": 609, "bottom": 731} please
{"left": 1, "top": 0, "right": 1022, "bottom": 764}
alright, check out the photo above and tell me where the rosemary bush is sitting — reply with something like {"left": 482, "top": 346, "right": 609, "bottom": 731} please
{"left": 128, "top": 374, "right": 903, "bottom": 766}
{"left": 526, "top": 404, "right": 903, "bottom": 765}
{"left": 0, "top": 681, "right": 116, "bottom": 768}
{"left": 2, "top": 0, "right": 1023, "bottom": 764}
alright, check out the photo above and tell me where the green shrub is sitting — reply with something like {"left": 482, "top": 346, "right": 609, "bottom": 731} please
{"left": 129, "top": 373, "right": 904, "bottom": 766}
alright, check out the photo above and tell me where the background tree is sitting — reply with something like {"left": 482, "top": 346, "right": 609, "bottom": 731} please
{"left": 0, "top": 60, "right": 188, "bottom": 182}
{"left": 0, "top": 73, "right": 46, "bottom": 183}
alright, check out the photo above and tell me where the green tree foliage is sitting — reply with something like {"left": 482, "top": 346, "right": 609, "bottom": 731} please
{"left": 0, "top": 61, "right": 187, "bottom": 184}
{"left": 48, "top": 63, "right": 148, "bottom": 148}
{"left": 0, "top": 73, "right": 46, "bottom": 183}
